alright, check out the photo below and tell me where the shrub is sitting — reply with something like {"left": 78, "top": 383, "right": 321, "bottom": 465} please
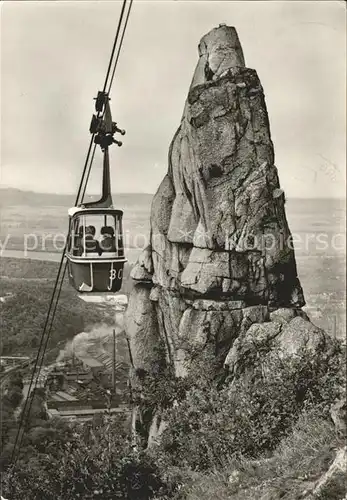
{"left": 173, "top": 409, "right": 343, "bottom": 500}
{"left": 1, "top": 414, "right": 177, "bottom": 500}
{"left": 153, "top": 344, "right": 345, "bottom": 471}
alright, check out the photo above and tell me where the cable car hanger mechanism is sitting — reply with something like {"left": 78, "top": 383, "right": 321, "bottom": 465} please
{"left": 9, "top": 0, "right": 133, "bottom": 473}
{"left": 82, "top": 92, "right": 125, "bottom": 209}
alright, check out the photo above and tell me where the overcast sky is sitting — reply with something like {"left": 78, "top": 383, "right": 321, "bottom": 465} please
{"left": 0, "top": 0, "right": 345, "bottom": 198}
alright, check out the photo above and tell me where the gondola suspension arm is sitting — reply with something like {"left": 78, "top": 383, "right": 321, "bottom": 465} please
{"left": 9, "top": 0, "right": 133, "bottom": 474}
{"left": 78, "top": 0, "right": 133, "bottom": 208}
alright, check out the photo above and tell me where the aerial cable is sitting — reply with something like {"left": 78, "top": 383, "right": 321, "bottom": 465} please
{"left": 9, "top": 0, "right": 133, "bottom": 470}
{"left": 10, "top": 252, "right": 67, "bottom": 466}
{"left": 10, "top": 145, "right": 88, "bottom": 468}
{"left": 10, "top": 261, "right": 68, "bottom": 470}
{"left": 11, "top": 0, "right": 133, "bottom": 470}
{"left": 33, "top": 262, "right": 68, "bottom": 391}
{"left": 75, "top": 136, "right": 97, "bottom": 207}
{"left": 107, "top": 0, "right": 133, "bottom": 96}
{"left": 102, "top": 0, "right": 127, "bottom": 94}
{"left": 81, "top": 0, "right": 132, "bottom": 205}
{"left": 76, "top": 0, "right": 128, "bottom": 206}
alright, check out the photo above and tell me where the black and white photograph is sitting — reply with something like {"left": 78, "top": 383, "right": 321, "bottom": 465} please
{"left": 0, "top": 1, "right": 346, "bottom": 499}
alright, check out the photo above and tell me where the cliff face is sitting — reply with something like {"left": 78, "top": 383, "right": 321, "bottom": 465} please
{"left": 126, "top": 25, "right": 306, "bottom": 378}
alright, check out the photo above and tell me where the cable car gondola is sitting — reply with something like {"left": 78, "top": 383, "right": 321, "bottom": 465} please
{"left": 66, "top": 92, "right": 127, "bottom": 293}
{"left": 10, "top": 0, "right": 134, "bottom": 472}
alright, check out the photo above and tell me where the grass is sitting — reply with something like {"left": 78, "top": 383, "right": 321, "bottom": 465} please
{"left": 173, "top": 410, "right": 344, "bottom": 500}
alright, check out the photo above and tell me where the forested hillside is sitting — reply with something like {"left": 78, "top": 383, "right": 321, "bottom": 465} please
{"left": 0, "top": 258, "right": 133, "bottom": 358}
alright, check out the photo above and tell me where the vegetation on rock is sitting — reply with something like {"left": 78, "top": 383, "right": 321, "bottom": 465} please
{"left": 1, "top": 338, "right": 345, "bottom": 499}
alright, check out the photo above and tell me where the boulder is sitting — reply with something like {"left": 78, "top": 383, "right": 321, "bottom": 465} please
{"left": 130, "top": 245, "right": 153, "bottom": 282}
{"left": 330, "top": 399, "right": 347, "bottom": 437}
{"left": 275, "top": 316, "right": 327, "bottom": 358}
{"left": 125, "top": 284, "right": 162, "bottom": 372}
{"left": 224, "top": 314, "right": 333, "bottom": 376}
{"left": 311, "top": 447, "right": 347, "bottom": 499}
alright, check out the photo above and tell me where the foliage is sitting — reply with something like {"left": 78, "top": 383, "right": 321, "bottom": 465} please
{"left": 2, "top": 415, "right": 176, "bottom": 500}
{"left": 0, "top": 257, "right": 62, "bottom": 280}
{"left": 0, "top": 257, "right": 134, "bottom": 357}
{"left": 133, "top": 368, "right": 190, "bottom": 415}
{"left": 1, "top": 256, "right": 345, "bottom": 499}
{"left": 0, "top": 257, "right": 134, "bottom": 293}
{"left": 0, "top": 258, "right": 134, "bottom": 357}
{"left": 152, "top": 343, "right": 345, "bottom": 472}
{"left": 173, "top": 409, "right": 345, "bottom": 500}
{"left": 1, "top": 339, "right": 345, "bottom": 500}
{"left": 0, "top": 372, "right": 24, "bottom": 451}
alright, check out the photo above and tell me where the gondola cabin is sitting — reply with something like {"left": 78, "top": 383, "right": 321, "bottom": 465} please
{"left": 66, "top": 207, "right": 127, "bottom": 293}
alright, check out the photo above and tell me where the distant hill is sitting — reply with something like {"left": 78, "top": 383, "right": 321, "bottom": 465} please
{"left": 0, "top": 187, "right": 154, "bottom": 208}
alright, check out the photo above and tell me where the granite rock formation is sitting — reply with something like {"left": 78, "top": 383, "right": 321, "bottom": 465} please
{"left": 126, "top": 25, "right": 308, "bottom": 379}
